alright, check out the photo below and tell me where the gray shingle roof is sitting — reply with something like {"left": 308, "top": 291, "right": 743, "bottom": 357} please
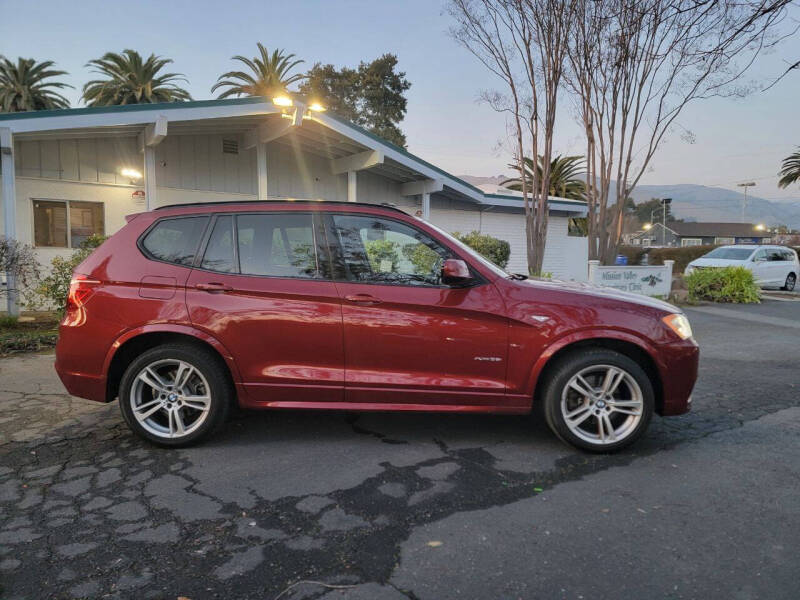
{"left": 667, "top": 222, "right": 770, "bottom": 237}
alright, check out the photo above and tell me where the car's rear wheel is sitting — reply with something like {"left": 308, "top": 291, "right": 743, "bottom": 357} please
{"left": 782, "top": 273, "right": 796, "bottom": 291}
{"left": 542, "top": 349, "right": 654, "bottom": 453}
{"left": 118, "top": 344, "right": 230, "bottom": 447}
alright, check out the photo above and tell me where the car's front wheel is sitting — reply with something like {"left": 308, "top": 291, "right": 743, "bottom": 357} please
{"left": 118, "top": 344, "right": 231, "bottom": 447}
{"left": 542, "top": 348, "right": 654, "bottom": 453}
{"left": 782, "top": 273, "right": 796, "bottom": 292}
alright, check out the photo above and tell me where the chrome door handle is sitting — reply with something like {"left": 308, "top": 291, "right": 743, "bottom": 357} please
{"left": 195, "top": 282, "right": 233, "bottom": 292}
{"left": 345, "top": 293, "right": 382, "bottom": 305}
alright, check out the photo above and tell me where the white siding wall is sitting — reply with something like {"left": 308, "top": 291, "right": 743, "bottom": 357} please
{"left": 14, "top": 138, "right": 141, "bottom": 185}
{"left": 430, "top": 199, "right": 588, "bottom": 280}
{"left": 2, "top": 135, "right": 587, "bottom": 290}
{"left": 155, "top": 134, "right": 256, "bottom": 196}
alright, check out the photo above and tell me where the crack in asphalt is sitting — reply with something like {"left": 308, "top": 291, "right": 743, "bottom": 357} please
{"left": 1, "top": 347, "right": 798, "bottom": 599}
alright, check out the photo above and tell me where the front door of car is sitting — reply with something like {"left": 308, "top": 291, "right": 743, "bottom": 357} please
{"left": 186, "top": 211, "right": 344, "bottom": 404}
{"left": 750, "top": 249, "right": 771, "bottom": 284}
{"left": 322, "top": 212, "right": 511, "bottom": 408}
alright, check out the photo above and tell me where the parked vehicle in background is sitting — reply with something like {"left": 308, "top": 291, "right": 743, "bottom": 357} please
{"left": 55, "top": 201, "right": 698, "bottom": 453}
{"left": 685, "top": 245, "right": 798, "bottom": 291}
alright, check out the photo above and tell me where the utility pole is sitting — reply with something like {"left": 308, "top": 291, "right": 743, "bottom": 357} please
{"left": 737, "top": 182, "right": 756, "bottom": 223}
{"left": 661, "top": 198, "right": 672, "bottom": 246}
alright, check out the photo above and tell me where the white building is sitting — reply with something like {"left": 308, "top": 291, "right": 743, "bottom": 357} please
{"left": 0, "top": 98, "right": 588, "bottom": 313}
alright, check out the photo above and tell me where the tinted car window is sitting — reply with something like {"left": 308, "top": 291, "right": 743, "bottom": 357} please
{"left": 142, "top": 216, "right": 209, "bottom": 266}
{"left": 201, "top": 215, "right": 236, "bottom": 273}
{"left": 767, "top": 250, "right": 784, "bottom": 261}
{"left": 236, "top": 213, "right": 320, "bottom": 278}
{"left": 330, "top": 214, "right": 452, "bottom": 286}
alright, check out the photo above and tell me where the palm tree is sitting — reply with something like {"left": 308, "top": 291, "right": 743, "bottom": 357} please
{"left": 0, "top": 56, "right": 72, "bottom": 112}
{"left": 82, "top": 49, "right": 191, "bottom": 106}
{"left": 212, "top": 44, "right": 305, "bottom": 99}
{"left": 778, "top": 147, "right": 800, "bottom": 189}
{"left": 502, "top": 155, "right": 587, "bottom": 200}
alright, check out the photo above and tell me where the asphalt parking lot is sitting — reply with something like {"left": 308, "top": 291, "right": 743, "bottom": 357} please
{"left": 1, "top": 299, "right": 799, "bottom": 600}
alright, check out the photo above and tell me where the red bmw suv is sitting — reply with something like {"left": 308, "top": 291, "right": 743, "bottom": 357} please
{"left": 55, "top": 201, "right": 698, "bottom": 452}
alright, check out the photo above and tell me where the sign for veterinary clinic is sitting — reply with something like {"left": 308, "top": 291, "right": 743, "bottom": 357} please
{"left": 587, "top": 261, "right": 674, "bottom": 297}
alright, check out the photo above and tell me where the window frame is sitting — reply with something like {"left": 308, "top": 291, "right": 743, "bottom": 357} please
{"left": 321, "top": 211, "right": 486, "bottom": 289}
{"left": 192, "top": 210, "right": 330, "bottom": 280}
{"left": 31, "top": 198, "right": 105, "bottom": 249}
{"left": 681, "top": 238, "right": 702, "bottom": 247}
{"left": 137, "top": 215, "right": 212, "bottom": 268}
{"left": 198, "top": 214, "right": 238, "bottom": 274}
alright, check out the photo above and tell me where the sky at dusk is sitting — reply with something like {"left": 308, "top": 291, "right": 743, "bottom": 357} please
{"left": 2, "top": 0, "right": 798, "bottom": 200}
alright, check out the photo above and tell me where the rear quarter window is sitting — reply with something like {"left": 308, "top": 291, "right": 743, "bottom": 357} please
{"left": 141, "top": 216, "right": 209, "bottom": 266}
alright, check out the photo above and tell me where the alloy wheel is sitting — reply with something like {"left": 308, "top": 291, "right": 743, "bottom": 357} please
{"left": 560, "top": 364, "right": 644, "bottom": 446}
{"left": 129, "top": 359, "right": 212, "bottom": 439}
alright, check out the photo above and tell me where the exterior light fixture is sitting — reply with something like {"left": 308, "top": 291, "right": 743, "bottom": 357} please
{"left": 643, "top": 223, "right": 653, "bottom": 230}
{"left": 272, "top": 95, "right": 293, "bottom": 107}
{"left": 120, "top": 168, "right": 142, "bottom": 181}
{"left": 755, "top": 223, "right": 766, "bottom": 231}
{"left": 308, "top": 102, "right": 326, "bottom": 113}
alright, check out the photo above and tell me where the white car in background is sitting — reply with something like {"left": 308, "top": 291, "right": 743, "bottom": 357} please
{"left": 685, "top": 245, "right": 798, "bottom": 291}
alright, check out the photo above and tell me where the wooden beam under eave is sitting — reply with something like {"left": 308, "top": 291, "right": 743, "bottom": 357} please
{"left": 400, "top": 179, "right": 444, "bottom": 197}
{"left": 137, "top": 115, "right": 168, "bottom": 149}
{"left": 330, "top": 149, "right": 384, "bottom": 175}
{"left": 242, "top": 119, "right": 294, "bottom": 149}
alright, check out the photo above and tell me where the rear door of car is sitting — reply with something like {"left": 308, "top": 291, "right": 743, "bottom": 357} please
{"left": 185, "top": 210, "right": 344, "bottom": 405}
{"left": 764, "top": 248, "right": 788, "bottom": 285}
{"left": 321, "top": 211, "right": 512, "bottom": 409}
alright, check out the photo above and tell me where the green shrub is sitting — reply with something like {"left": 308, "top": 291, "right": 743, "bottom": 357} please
{"left": 0, "top": 315, "right": 19, "bottom": 329}
{"left": 34, "top": 234, "right": 106, "bottom": 313}
{"left": 0, "top": 236, "right": 40, "bottom": 303}
{"left": 647, "top": 245, "right": 716, "bottom": 273}
{"left": 685, "top": 266, "right": 760, "bottom": 303}
{"left": 452, "top": 231, "right": 510, "bottom": 269}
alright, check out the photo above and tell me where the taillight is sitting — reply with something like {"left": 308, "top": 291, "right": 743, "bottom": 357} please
{"left": 66, "top": 274, "right": 100, "bottom": 310}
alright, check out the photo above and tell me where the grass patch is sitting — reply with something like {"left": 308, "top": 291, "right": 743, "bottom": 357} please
{"left": 0, "top": 315, "right": 60, "bottom": 356}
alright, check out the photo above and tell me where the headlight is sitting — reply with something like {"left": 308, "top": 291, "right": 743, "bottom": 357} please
{"left": 662, "top": 313, "right": 693, "bottom": 340}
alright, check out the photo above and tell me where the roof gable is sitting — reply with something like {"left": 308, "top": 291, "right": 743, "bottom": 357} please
{"left": 0, "top": 97, "right": 587, "bottom": 214}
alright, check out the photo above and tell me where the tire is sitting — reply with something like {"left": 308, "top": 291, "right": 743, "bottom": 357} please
{"left": 782, "top": 273, "right": 796, "bottom": 292}
{"left": 541, "top": 348, "right": 654, "bottom": 453}
{"left": 118, "top": 343, "right": 231, "bottom": 447}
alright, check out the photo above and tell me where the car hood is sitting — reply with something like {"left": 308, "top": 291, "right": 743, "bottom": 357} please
{"left": 516, "top": 277, "right": 680, "bottom": 313}
{"left": 688, "top": 258, "right": 747, "bottom": 268}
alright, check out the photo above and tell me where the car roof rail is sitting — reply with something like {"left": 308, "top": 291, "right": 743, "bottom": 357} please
{"left": 153, "top": 199, "right": 410, "bottom": 216}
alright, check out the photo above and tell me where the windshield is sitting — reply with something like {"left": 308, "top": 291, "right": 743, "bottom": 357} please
{"left": 703, "top": 247, "right": 755, "bottom": 260}
{"left": 424, "top": 221, "right": 510, "bottom": 278}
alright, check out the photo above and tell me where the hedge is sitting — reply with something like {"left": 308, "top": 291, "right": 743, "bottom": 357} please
{"left": 452, "top": 231, "right": 511, "bottom": 269}
{"left": 685, "top": 266, "right": 760, "bottom": 303}
{"left": 619, "top": 245, "right": 716, "bottom": 273}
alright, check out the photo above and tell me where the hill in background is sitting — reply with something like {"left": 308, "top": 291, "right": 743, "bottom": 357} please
{"left": 458, "top": 175, "right": 800, "bottom": 229}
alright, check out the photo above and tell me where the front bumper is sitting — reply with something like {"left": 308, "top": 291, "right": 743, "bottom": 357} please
{"left": 656, "top": 338, "right": 699, "bottom": 416}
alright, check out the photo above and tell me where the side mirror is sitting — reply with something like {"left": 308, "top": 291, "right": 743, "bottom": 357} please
{"left": 441, "top": 259, "right": 471, "bottom": 285}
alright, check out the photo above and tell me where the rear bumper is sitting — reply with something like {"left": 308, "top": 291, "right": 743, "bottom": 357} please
{"left": 55, "top": 336, "right": 109, "bottom": 403}
{"left": 656, "top": 338, "right": 699, "bottom": 416}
